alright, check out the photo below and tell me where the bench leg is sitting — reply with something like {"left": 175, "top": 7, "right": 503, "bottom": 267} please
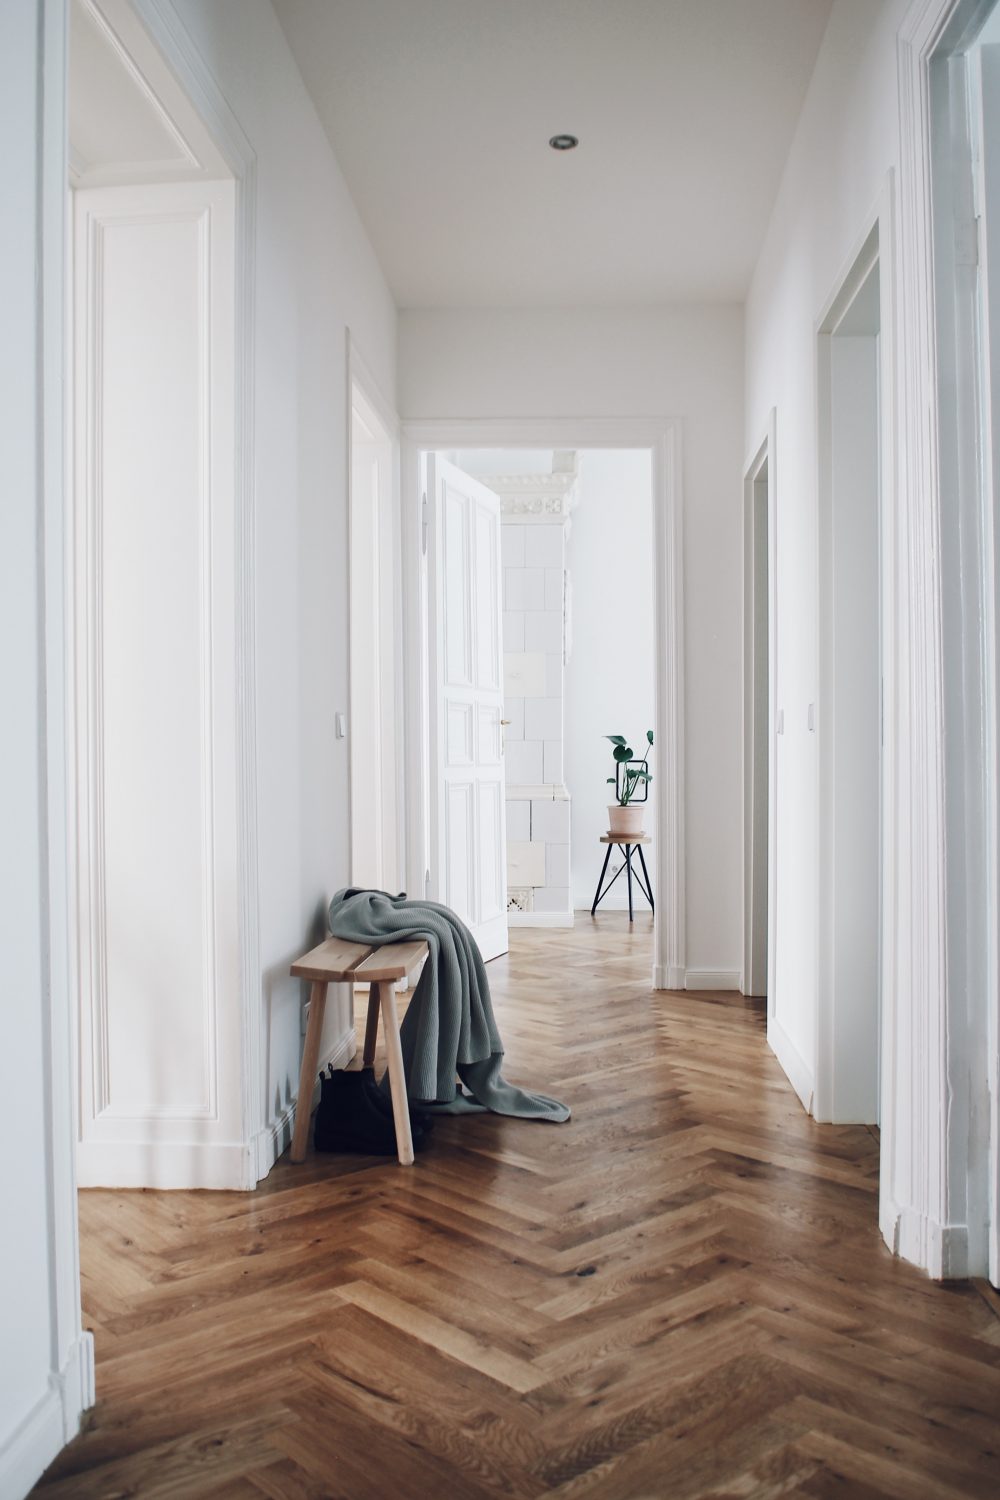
{"left": 362, "top": 986, "right": 380, "bottom": 1066}
{"left": 377, "top": 980, "right": 414, "bottom": 1166}
{"left": 290, "top": 980, "right": 327, "bottom": 1163}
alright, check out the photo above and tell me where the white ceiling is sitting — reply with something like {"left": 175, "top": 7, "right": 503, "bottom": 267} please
{"left": 273, "top": 0, "right": 834, "bottom": 308}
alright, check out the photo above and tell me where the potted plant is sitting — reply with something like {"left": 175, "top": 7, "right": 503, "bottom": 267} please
{"left": 606, "top": 730, "right": 653, "bottom": 836}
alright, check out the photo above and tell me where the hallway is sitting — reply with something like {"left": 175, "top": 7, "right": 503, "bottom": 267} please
{"left": 37, "top": 920, "right": 1000, "bottom": 1498}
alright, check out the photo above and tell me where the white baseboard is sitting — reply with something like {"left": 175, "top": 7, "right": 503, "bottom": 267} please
{"left": 254, "top": 1024, "right": 356, "bottom": 1183}
{"left": 77, "top": 1140, "right": 251, "bottom": 1191}
{"left": 508, "top": 912, "right": 574, "bottom": 927}
{"left": 653, "top": 963, "right": 686, "bottom": 991}
{"left": 0, "top": 1331, "right": 94, "bottom": 1500}
{"left": 685, "top": 969, "right": 741, "bottom": 991}
{"left": 888, "top": 1202, "right": 970, "bottom": 1279}
{"left": 767, "top": 1014, "right": 815, "bottom": 1114}
{"left": 78, "top": 1030, "right": 359, "bottom": 1191}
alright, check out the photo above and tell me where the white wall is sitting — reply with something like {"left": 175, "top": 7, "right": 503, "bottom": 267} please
{"left": 565, "top": 450, "right": 654, "bottom": 911}
{"left": 0, "top": 4, "right": 91, "bottom": 1494}
{"left": 171, "top": 0, "right": 397, "bottom": 1146}
{"left": 744, "top": 0, "right": 905, "bottom": 1101}
{"left": 399, "top": 306, "right": 744, "bottom": 978}
{"left": 745, "top": 0, "right": 1000, "bottom": 1278}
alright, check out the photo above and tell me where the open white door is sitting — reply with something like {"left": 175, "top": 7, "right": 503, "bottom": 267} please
{"left": 427, "top": 454, "right": 508, "bottom": 961}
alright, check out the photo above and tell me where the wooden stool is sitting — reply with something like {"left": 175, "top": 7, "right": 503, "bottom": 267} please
{"left": 591, "top": 833, "right": 654, "bottom": 922}
{"left": 289, "top": 936, "right": 428, "bottom": 1166}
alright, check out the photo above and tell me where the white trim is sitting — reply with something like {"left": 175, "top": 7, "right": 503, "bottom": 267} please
{"left": 685, "top": 969, "right": 741, "bottom": 992}
{"left": 508, "top": 912, "right": 575, "bottom": 927}
{"left": 767, "top": 1015, "right": 815, "bottom": 1114}
{"left": 975, "top": 37, "right": 1000, "bottom": 1294}
{"left": 348, "top": 332, "right": 400, "bottom": 439}
{"left": 256, "top": 1025, "right": 357, "bottom": 1179}
{"left": 36, "top": 0, "right": 94, "bottom": 1481}
{"left": 401, "top": 417, "right": 685, "bottom": 994}
{"left": 128, "top": 0, "right": 262, "bottom": 1187}
{"left": 78, "top": 1143, "right": 249, "bottom": 1190}
{"left": 0, "top": 1332, "right": 94, "bottom": 1500}
{"left": 888, "top": 0, "right": 997, "bottom": 1277}
{"left": 653, "top": 962, "right": 687, "bottom": 990}
{"left": 883, "top": 1203, "right": 971, "bottom": 1280}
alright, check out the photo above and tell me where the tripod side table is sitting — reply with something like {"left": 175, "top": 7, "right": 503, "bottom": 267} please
{"left": 591, "top": 834, "right": 654, "bottom": 922}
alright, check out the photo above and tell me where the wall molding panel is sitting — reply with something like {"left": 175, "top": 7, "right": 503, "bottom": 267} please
{"left": 73, "top": 180, "right": 244, "bottom": 1188}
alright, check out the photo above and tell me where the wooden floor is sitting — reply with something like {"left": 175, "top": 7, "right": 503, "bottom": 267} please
{"left": 37, "top": 916, "right": 1000, "bottom": 1499}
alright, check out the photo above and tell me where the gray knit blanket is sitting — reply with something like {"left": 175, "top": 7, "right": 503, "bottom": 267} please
{"left": 327, "top": 889, "right": 569, "bottom": 1122}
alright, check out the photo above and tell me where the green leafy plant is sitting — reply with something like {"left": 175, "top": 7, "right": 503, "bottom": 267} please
{"left": 605, "top": 729, "right": 654, "bottom": 805}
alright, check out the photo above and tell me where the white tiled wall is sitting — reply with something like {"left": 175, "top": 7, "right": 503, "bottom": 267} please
{"left": 501, "top": 510, "right": 571, "bottom": 919}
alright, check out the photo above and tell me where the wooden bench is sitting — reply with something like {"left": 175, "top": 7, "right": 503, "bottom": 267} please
{"left": 289, "top": 937, "right": 429, "bottom": 1166}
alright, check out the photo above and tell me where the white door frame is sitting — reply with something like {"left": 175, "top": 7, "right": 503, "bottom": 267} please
{"left": 973, "top": 34, "right": 1000, "bottom": 1291}
{"left": 401, "top": 417, "right": 685, "bottom": 991}
{"left": 741, "top": 412, "right": 777, "bottom": 1007}
{"left": 887, "top": 0, "right": 996, "bottom": 1277}
{"left": 347, "top": 332, "right": 403, "bottom": 894}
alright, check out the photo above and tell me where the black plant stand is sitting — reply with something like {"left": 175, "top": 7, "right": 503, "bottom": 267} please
{"left": 590, "top": 834, "right": 654, "bottom": 922}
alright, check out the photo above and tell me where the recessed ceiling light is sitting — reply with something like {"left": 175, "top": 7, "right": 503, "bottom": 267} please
{"left": 549, "top": 134, "right": 579, "bottom": 151}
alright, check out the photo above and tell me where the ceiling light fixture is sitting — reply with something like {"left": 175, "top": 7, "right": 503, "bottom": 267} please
{"left": 549, "top": 134, "right": 578, "bottom": 151}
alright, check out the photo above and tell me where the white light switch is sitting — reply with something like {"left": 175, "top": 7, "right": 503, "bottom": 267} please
{"left": 336, "top": 712, "right": 347, "bottom": 739}
{"left": 776, "top": 709, "right": 784, "bottom": 735}
{"left": 807, "top": 702, "right": 816, "bottom": 732}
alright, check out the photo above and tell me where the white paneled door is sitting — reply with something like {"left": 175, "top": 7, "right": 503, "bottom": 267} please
{"left": 427, "top": 455, "right": 509, "bottom": 961}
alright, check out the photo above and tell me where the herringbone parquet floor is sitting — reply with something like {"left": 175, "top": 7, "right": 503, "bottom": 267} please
{"left": 36, "top": 916, "right": 1000, "bottom": 1499}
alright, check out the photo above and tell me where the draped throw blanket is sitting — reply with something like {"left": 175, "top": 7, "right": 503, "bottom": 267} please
{"left": 327, "top": 889, "right": 570, "bottom": 1123}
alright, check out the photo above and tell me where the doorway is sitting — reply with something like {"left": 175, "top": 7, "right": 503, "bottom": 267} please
{"left": 742, "top": 420, "right": 776, "bottom": 1003}
{"left": 348, "top": 357, "right": 401, "bottom": 894}
{"left": 401, "top": 418, "right": 684, "bottom": 991}
{"left": 440, "top": 447, "right": 656, "bottom": 940}
{"left": 816, "top": 226, "right": 885, "bottom": 1124}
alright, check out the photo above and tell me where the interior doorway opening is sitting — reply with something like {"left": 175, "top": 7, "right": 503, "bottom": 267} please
{"left": 817, "top": 226, "right": 884, "bottom": 1125}
{"left": 418, "top": 443, "right": 656, "bottom": 963}
{"left": 349, "top": 367, "right": 401, "bottom": 895}
{"left": 742, "top": 422, "right": 775, "bottom": 1003}
{"left": 402, "top": 418, "right": 684, "bottom": 995}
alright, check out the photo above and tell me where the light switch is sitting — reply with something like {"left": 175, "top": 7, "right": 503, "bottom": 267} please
{"left": 807, "top": 702, "right": 816, "bottom": 732}
{"left": 776, "top": 709, "right": 784, "bottom": 735}
{"left": 336, "top": 712, "right": 347, "bottom": 739}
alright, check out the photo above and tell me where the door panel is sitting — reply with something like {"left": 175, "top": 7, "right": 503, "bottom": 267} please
{"left": 74, "top": 180, "right": 241, "bottom": 1186}
{"left": 428, "top": 454, "right": 509, "bottom": 960}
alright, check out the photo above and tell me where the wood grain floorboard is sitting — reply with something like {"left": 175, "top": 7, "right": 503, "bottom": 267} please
{"left": 33, "top": 915, "right": 1000, "bottom": 1498}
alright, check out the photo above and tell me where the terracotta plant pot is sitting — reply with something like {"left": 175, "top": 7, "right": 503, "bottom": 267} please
{"left": 608, "top": 803, "right": 645, "bottom": 837}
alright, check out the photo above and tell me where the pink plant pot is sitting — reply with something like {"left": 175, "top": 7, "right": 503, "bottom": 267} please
{"left": 608, "top": 803, "right": 645, "bottom": 837}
